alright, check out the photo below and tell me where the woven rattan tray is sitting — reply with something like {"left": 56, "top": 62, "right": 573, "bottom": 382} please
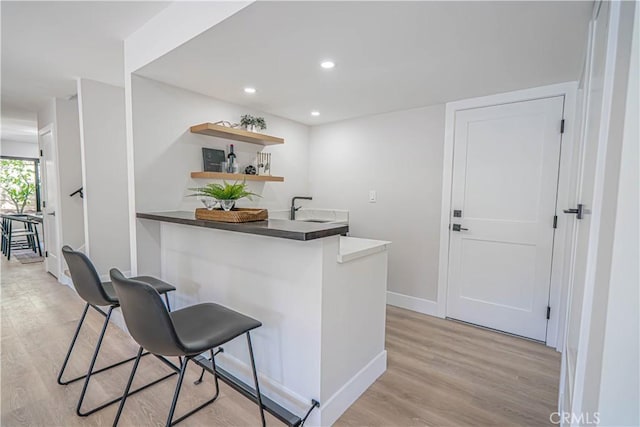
{"left": 195, "top": 208, "right": 268, "bottom": 223}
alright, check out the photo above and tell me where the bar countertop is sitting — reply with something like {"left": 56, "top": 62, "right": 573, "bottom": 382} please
{"left": 137, "top": 211, "right": 349, "bottom": 241}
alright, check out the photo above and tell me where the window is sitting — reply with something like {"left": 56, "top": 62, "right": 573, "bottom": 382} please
{"left": 0, "top": 156, "right": 41, "bottom": 214}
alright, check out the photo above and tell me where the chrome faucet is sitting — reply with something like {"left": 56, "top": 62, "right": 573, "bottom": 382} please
{"left": 290, "top": 196, "right": 312, "bottom": 220}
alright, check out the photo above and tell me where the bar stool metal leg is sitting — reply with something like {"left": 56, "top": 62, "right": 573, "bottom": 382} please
{"left": 33, "top": 223, "right": 42, "bottom": 256}
{"left": 26, "top": 222, "right": 35, "bottom": 253}
{"left": 166, "top": 358, "right": 189, "bottom": 427}
{"left": 170, "top": 350, "right": 221, "bottom": 426}
{"left": 247, "top": 332, "right": 266, "bottom": 427}
{"left": 194, "top": 367, "right": 206, "bottom": 385}
{"left": 209, "top": 348, "right": 220, "bottom": 397}
{"left": 76, "top": 305, "right": 115, "bottom": 416}
{"left": 6, "top": 220, "right": 11, "bottom": 260}
{"left": 57, "top": 303, "right": 90, "bottom": 385}
{"left": 112, "top": 346, "right": 144, "bottom": 427}
{"left": 1, "top": 219, "right": 6, "bottom": 255}
{"left": 73, "top": 305, "right": 176, "bottom": 417}
{"left": 59, "top": 305, "right": 156, "bottom": 386}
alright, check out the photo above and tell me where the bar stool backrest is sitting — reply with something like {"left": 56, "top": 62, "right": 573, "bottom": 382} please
{"left": 62, "top": 245, "right": 113, "bottom": 306}
{"left": 110, "top": 269, "right": 185, "bottom": 356}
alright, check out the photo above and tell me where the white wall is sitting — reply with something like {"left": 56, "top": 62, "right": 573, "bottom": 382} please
{"left": 596, "top": 4, "right": 638, "bottom": 425}
{"left": 309, "top": 105, "right": 445, "bottom": 303}
{"left": 54, "top": 98, "right": 85, "bottom": 251}
{"left": 37, "top": 99, "right": 55, "bottom": 130}
{"left": 37, "top": 98, "right": 85, "bottom": 252}
{"left": 77, "top": 78, "right": 131, "bottom": 275}
{"left": 0, "top": 139, "right": 39, "bottom": 158}
{"left": 131, "top": 75, "right": 311, "bottom": 276}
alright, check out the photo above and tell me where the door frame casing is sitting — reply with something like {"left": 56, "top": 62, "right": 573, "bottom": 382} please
{"left": 436, "top": 82, "right": 579, "bottom": 349}
{"left": 39, "top": 123, "right": 64, "bottom": 281}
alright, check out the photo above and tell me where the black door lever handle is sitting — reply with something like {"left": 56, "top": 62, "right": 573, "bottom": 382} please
{"left": 452, "top": 224, "right": 469, "bottom": 232}
{"left": 563, "top": 204, "right": 584, "bottom": 219}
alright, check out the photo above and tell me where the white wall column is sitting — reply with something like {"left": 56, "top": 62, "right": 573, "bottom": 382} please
{"left": 77, "top": 78, "right": 131, "bottom": 276}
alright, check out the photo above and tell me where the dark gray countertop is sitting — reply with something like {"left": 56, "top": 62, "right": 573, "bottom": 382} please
{"left": 137, "top": 211, "right": 349, "bottom": 241}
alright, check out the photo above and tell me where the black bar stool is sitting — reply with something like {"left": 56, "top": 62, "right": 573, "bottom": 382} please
{"left": 59, "top": 246, "right": 178, "bottom": 417}
{"left": 25, "top": 219, "right": 42, "bottom": 256}
{"left": 109, "top": 268, "right": 266, "bottom": 427}
{"left": 1, "top": 216, "right": 41, "bottom": 259}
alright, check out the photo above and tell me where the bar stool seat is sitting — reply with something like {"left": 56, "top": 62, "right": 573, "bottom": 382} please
{"left": 171, "top": 303, "right": 262, "bottom": 356}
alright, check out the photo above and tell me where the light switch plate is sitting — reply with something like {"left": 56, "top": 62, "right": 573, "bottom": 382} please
{"left": 369, "top": 190, "right": 377, "bottom": 203}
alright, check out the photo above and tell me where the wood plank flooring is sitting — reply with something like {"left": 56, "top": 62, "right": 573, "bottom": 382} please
{"left": 1, "top": 258, "right": 560, "bottom": 426}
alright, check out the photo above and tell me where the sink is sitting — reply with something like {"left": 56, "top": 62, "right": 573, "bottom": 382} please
{"left": 268, "top": 209, "right": 349, "bottom": 225}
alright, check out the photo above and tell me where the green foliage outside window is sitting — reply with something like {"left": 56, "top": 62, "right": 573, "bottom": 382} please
{"left": 0, "top": 159, "right": 37, "bottom": 213}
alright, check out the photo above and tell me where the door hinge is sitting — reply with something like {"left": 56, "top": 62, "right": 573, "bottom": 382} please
{"left": 553, "top": 215, "right": 558, "bottom": 229}
{"left": 40, "top": 149, "right": 43, "bottom": 157}
{"left": 43, "top": 201, "right": 46, "bottom": 208}
{"left": 45, "top": 251, "right": 48, "bottom": 258}
{"left": 560, "top": 119, "right": 565, "bottom": 134}
{"left": 547, "top": 306, "right": 551, "bottom": 320}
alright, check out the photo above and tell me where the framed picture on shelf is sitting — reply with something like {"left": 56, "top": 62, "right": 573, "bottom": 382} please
{"left": 202, "top": 148, "right": 226, "bottom": 172}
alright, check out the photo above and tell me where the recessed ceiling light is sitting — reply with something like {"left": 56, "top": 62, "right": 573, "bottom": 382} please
{"left": 244, "top": 87, "right": 256, "bottom": 94}
{"left": 320, "top": 60, "right": 335, "bottom": 69}
{"left": 311, "top": 111, "right": 320, "bottom": 116}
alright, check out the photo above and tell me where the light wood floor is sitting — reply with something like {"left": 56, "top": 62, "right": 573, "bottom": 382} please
{"left": 1, "top": 258, "right": 560, "bottom": 426}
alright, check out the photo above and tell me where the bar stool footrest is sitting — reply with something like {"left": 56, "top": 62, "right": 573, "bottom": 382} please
{"left": 78, "top": 370, "right": 177, "bottom": 417}
{"left": 192, "top": 355, "right": 307, "bottom": 427}
{"left": 59, "top": 352, "right": 153, "bottom": 385}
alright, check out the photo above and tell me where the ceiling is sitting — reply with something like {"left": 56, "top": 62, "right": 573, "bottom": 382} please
{"left": 138, "top": 1, "right": 592, "bottom": 125}
{"left": 1, "top": 1, "right": 169, "bottom": 143}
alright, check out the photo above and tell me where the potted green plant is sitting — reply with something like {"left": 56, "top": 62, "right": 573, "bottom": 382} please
{"left": 240, "top": 115, "right": 267, "bottom": 132}
{"left": 190, "top": 181, "right": 260, "bottom": 211}
{"left": 255, "top": 117, "right": 267, "bottom": 131}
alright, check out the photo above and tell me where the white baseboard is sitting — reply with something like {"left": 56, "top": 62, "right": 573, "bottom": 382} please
{"left": 202, "top": 350, "right": 387, "bottom": 427}
{"left": 59, "top": 272, "right": 72, "bottom": 287}
{"left": 319, "top": 350, "right": 387, "bottom": 426}
{"left": 386, "top": 291, "right": 441, "bottom": 318}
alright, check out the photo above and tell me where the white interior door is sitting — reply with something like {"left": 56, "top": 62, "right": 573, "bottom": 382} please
{"left": 40, "top": 127, "right": 60, "bottom": 278}
{"left": 446, "top": 96, "right": 565, "bottom": 341}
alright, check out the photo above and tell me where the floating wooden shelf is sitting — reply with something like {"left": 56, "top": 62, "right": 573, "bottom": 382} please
{"left": 190, "top": 171, "right": 284, "bottom": 182}
{"left": 190, "top": 123, "right": 284, "bottom": 146}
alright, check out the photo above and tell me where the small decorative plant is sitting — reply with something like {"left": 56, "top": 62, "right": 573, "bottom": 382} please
{"left": 190, "top": 181, "right": 260, "bottom": 211}
{"left": 240, "top": 115, "right": 267, "bottom": 132}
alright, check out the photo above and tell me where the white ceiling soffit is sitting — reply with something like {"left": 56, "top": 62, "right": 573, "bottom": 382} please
{"left": 137, "top": 1, "right": 592, "bottom": 126}
{"left": 1, "top": 108, "right": 38, "bottom": 144}
{"left": 1, "top": 1, "right": 170, "bottom": 117}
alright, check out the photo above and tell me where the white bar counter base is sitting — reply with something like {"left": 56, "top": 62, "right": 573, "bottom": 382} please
{"left": 142, "top": 215, "right": 389, "bottom": 426}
